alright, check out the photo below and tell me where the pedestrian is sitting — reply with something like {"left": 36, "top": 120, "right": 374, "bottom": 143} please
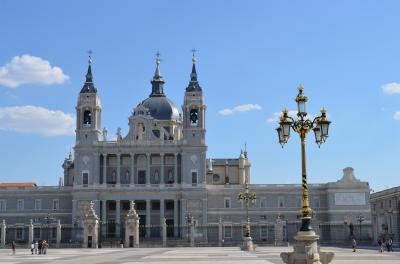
{"left": 388, "top": 238, "right": 393, "bottom": 252}
{"left": 378, "top": 238, "right": 384, "bottom": 253}
{"left": 34, "top": 240, "right": 38, "bottom": 254}
{"left": 386, "top": 239, "right": 391, "bottom": 252}
{"left": 221, "top": 239, "right": 224, "bottom": 247}
{"left": 352, "top": 238, "right": 357, "bottom": 252}
{"left": 11, "top": 241, "right": 16, "bottom": 255}
{"left": 38, "top": 240, "right": 42, "bottom": 255}
{"left": 30, "top": 242, "right": 34, "bottom": 255}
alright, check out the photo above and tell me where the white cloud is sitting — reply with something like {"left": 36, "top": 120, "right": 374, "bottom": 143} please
{"left": 0, "top": 105, "right": 75, "bottom": 136}
{"left": 0, "top": 55, "right": 69, "bottom": 88}
{"left": 394, "top": 112, "right": 400, "bottom": 120}
{"left": 218, "top": 104, "right": 262, "bottom": 116}
{"left": 382, "top": 82, "right": 400, "bottom": 95}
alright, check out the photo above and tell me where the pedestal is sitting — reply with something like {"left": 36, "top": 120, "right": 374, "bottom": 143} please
{"left": 242, "top": 236, "right": 255, "bottom": 251}
{"left": 280, "top": 231, "right": 334, "bottom": 264}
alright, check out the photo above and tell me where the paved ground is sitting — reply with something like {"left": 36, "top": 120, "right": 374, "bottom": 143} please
{"left": 0, "top": 246, "right": 399, "bottom": 263}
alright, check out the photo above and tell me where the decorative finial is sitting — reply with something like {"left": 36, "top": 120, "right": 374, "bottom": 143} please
{"left": 321, "top": 107, "right": 327, "bottom": 114}
{"left": 283, "top": 108, "right": 289, "bottom": 114}
{"left": 191, "top": 48, "right": 197, "bottom": 64}
{"left": 297, "top": 84, "right": 304, "bottom": 92}
{"left": 87, "top": 49, "right": 93, "bottom": 65}
{"left": 155, "top": 51, "right": 161, "bottom": 65}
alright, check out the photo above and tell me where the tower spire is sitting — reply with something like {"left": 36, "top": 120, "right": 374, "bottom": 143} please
{"left": 80, "top": 51, "right": 97, "bottom": 93}
{"left": 150, "top": 51, "right": 165, "bottom": 97}
{"left": 186, "top": 49, "right": 202, "bottom": 92}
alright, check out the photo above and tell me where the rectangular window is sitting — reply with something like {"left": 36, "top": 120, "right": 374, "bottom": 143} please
{"left": 224, "top": 225, "right": 232, "bottom": 238}
{"left": 52, "top": 199, "right": 59, "bottom": 211}
{"left": 138, "top": 170, "right": 146, "bottom": 184}
{"left": 260, "top": 225, "right": 268, "bottom": 238}
{"left": 34, "top": 199, "right": 41, "bottom": 210}
{"left": 260, "top": 198, "right": 266, "bottom": 208}
{"left": 122, "top": 201, "right": 130, "bottom": 211}
{"left": 16, "top": 228, "right": 23, "bottom": 240}
{"left": 192, "top": 171, "right": 198, "bottom": 185}
{"left": 51, "top": 228, "right": 57, "bottom": 238}
{"left": 17, "top": 199, "right": 24, "bottom": 211}
{"left": 224, "top": 198, "right": 231, "bottom": 209}
{"left": 389, "top": 199, "right": 392, "bottom": 208}
{"left": 82, "top": 172, "right": 89, "bottom": 186}
{"left": 33, "top": 227, "right": 41, "bottom": 239}
{"left": 151, "top": 201, "right": 160, "bottom": 210}
{"left": 0, "top": 200, "right": 6, "bottom": 212}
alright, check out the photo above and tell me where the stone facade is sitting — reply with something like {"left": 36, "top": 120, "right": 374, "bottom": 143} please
{"left": 0, "top": 57, "right": 372, "bottom": 246}
{"left": 370, "top": 186, "right": 400, "bottom": 243}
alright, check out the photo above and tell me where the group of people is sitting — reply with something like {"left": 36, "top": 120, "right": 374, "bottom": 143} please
{"left": 30, "top": 240, "right": 49, "bottom": 255}
{"left": 378, "top": 237, "right": 394, "bottom": 253}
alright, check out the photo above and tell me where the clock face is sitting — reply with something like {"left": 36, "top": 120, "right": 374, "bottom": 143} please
{"left": 190, "top": 109, "right": 199, "bottom": 125}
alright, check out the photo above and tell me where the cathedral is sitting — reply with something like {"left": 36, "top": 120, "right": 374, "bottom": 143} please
{"left": 0, "top": 55, "right": 372, "bottom": 247}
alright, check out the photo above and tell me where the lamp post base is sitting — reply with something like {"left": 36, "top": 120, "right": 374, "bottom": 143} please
{"left": 280, "top": 231, "right": 334, "bottom": 264}
{"left": 241, "top": 236, "right": 255, "bottom": 251}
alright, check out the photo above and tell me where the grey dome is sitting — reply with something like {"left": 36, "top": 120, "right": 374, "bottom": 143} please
{"left": 140, "top": 96, "right": 180, "bottom": 121}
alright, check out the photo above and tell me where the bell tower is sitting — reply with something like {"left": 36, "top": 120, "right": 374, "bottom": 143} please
{"left": 182, "top": 53, "right": 206, "bottom": 146}
{"left": 181, "top": 53, "right": 207, "bottom": 186}
{"left": 75, "top": 55, "right": 102, "bottom": 146}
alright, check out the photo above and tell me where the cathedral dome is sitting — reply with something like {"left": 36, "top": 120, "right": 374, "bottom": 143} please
{"left": 139, "top": 96, "right": 180, "bottom": 121}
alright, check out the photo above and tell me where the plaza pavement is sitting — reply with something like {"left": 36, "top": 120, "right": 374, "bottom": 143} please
{"left": 0, "top": 246, "right": 399, "bottom": 264}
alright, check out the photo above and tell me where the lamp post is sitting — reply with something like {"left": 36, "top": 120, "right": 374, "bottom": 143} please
{"left": 238, "top": 183, "right": 256, "bottom": 250}
{"left": 278, "top": 86, "right": 334, "bottom": 264}
{"left": 356, "top": 215, "right": 365, "bottom": 241}
{"left": 276, "top": 85, "right": 331, "bottom": 232}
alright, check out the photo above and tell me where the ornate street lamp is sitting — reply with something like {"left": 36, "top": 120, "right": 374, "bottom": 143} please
{"left": 356, "top": 215, "right": 365, "bottom": 241}
{"left": 276, "top": 85, "right": 331, "bottom": 232}
{"left": 238, "top": 183, "right": 257, "bottom": 239}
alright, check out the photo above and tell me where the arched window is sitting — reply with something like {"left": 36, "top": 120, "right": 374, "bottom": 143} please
{"left": 189, "top": 109, "right": 199, "bottom": 126}
{"left": 83, "top": 110, "right": 92, "bottom": 125}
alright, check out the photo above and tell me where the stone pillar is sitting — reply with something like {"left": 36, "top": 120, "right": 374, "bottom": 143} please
{"left": 116, "top": 200, "right": 121, "bottom": 239}
{"left": 146, "top": 153, "right": 151, "bottom": 186}
{"left": 146, "top": 200, "right": 151, "bottom": 238}
{"left": 28, "top": 219, "right": 33, "bottom": 244}
{"left": 125, "top": 201, "right": 140, "bottom": 248}
{"left": 116, "top": 154, "right": 121, "bottom": 186}
{"left": 83, "top": 201, "right": 100, "bottom": 248}
{"left": 218, "top": 217, "right": 223, "bottom": 246}
{"left": 56, "top": 219, "right": 61, "bottom": 247}
{"left": 160, "top": 199, "right": 165, "bottom": 237}
{"left": 130, "top": 153, "right": 135, "bottom": 185}
{"left": 190, "top": 218, "right": 195, "bottom": 247}
{"left": 173, "top": 200, "right": 179, "bottom": 237}
{"left": 202, "top": 199, "right": 208, "bottom": 241}
{"left": 102, "top": 200, "right": 107, "bottom": 223}
{"left": 174, "top": 154, "right": 178, "bottom": 185}
{"left": 94, "top": 153, "right": 101, "bottom": 185}
{"left": 274, "top": 216, "right": 284, "bottom": 246}
{"left": 162, "top": 217, "right": 167, "bottom": 247}
{"left": 1, "top": 220, "right": 6, "bottom": 248}
{"left": 180, "top": 199, "right": 187, "bottom": 238}
{"left": 160, "top": 153, "right": 164, "bottom": 186}
{"left": 103, "top": 154, "right": 107, "bottom": 186}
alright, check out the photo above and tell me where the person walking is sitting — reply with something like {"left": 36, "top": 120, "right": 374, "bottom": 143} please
{"left": 38, "top": 240, "right": 42, "bottom": 255}
{"left": 34, "top": 240, "right": 38, "bottom": 254}
{"left": 30, "top": 242, "right": 34, "bottom": 255}
{"left": 388, "top": 238, "right": 393, "bottom": 252}
{"left": 11, "top": 241, "right": 16, "bottom": 255}
{"left": 378, "top": 238, "right": 384, "bottom": 253}
{"left": 352, "top": 238, "right": 357, "bottom": 252}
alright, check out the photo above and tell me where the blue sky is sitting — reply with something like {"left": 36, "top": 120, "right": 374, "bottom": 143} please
{"left": 0, "top": 1, "right": 399, "bottom": 192}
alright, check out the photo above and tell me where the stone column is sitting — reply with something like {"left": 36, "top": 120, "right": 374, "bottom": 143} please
{"left": 190, "top": 218, "right": 195, "bottom": 247}
{"left": 180, "top": 199, "right": 187, "bottom": 238}
{"left": 160, "top": 153, "right": 164, "bottom": 186}
{"left": 94, "top": 153, "right": 101, "bottom": 186}
{"left": 116, "top": 200, "right": 121, "bottom": 239}
{"left": 218, "top": 217, "right": 223, "bottom": 246}
{"left": 202, "top": 198, "right": 208, "bottom": 241}
{"left": 130, "top": 153, "right": 135, "bottom": 185}
{"left": 116, "top": 154, "right": 121, "bottom": 186}
{"left": 28, "top": 219, "right": 33, "bottom": 244}
{"left": 146, "top": 200, "right": 151, "bottom": 238}
{"left": 146, "top": 153, "right": 151, "bottom": 186}
{"left": 162, "top": 217, "right": 167, "bottom": 247}
{"left": 174, "top": 154, "right": 178, "bottom": 185}
{"left": 1, "top": 220, "right": 6, "bottom": 248}
{"left": 125, "top": 201, "right": 140, "bottom": 248}
{"left": 160, "top": 199, "right": 165, "bottom": 237}
{"left": 83, "top": 201, "right": 100, "bottom": 248}
{"left": 173, "top": 200, "right": 179, "bottom": 237}
{"left": 103, "top": 154, "right": 107, "bottom": 186}
{"left": 56, "top": 219, "right": 61, "bottom": 247}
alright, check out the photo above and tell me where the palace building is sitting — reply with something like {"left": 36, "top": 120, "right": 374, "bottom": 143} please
{"left": 0, "top": 55, "right": 372, "bottom": 247}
